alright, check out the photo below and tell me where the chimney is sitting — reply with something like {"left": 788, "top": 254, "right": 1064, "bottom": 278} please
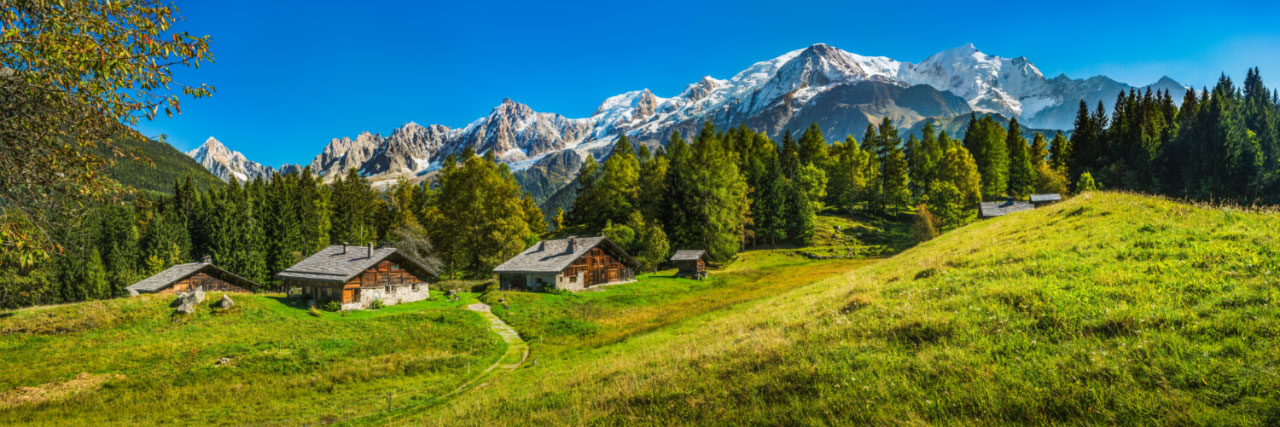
{"left": 367, "top": 242, "right": 374, "bottom": 257}
{"left": 536, "top": 241, "right": 544, "bottom": 252}
{"left": 201, "top": 255, "right": 212, "bottom": 264}
{"left": 342, "top": 242, "right": 348, "bottom": 254}
{"left": 567, "top": 237, "right": 576, "bottom": 253}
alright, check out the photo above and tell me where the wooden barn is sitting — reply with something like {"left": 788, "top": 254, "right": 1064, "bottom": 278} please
{"left": 277, "top": 244, "right": 437, "bottom": 310}
{"left": 493, "top": 236, "right": 639, "bottom": 292}
{"left": 979, "top": 199, "right": 1035, "bottom": 218}
{"left": 1030, "top": 193, "right": 1064, "bottom": 206}
{"left": 125, "top": 257, "right": 258, "bottom": 296}
{"left": 669, "top": 250, "right": 708, "bottom": 279}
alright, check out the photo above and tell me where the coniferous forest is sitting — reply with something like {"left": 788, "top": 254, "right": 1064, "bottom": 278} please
{"left": 3, "top": 69, "right": 1280, "bottom": 310}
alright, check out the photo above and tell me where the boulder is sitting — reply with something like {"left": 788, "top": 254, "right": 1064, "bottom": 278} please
{"left": 216, "top": 294, "right": 234, "bottom": 309}
{"left": 190, "top": 289, "right": 206, "bottom": 305}
{"left": 175, "top": 301, "right": 195, "bottom": 315}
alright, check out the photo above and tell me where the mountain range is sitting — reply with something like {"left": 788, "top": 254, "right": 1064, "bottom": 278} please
{"left": 185, "top": 43, "right": 1187, "bottom": 200}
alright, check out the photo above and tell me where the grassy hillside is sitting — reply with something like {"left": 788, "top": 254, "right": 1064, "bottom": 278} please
{"left": 0, "top": 293, "right": 503, "bottom": 425}
{"left": 408, "top": 192, "right": 1280, "bottom": 425}
{"left": 98, "top": 133, "right": 224, "bottom": 194}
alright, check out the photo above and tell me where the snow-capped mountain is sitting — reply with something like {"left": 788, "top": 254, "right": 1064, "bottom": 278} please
{"left": 186, "top": 137, "right": 273, "bottom": 182}
{"left": 190, "top": 43, "right": 1187, "bottom": 197}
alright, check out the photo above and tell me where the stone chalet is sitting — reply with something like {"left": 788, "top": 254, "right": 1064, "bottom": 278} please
{"left": 125, "top": 257, "right": 258, "bottom": 296}
{"left": 277, "top": 244, "right": 437, "bottom": 310}
{"left": 493, "top": 236, "right": 639, "bottom": 292}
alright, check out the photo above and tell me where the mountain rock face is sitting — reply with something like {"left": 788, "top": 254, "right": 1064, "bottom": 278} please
{"left": 191, "top": 43, "right": 1187, "bottom": 198}
{"left": 185, "top": 137, "right": 273, "bottom": 182}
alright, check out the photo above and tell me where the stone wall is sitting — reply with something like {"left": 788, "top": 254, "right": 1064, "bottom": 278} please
{"left": 356, "top": 281, "right": 430, "bottom": 309}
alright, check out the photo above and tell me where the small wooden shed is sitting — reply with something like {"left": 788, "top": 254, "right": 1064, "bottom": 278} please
{"left": 1030, "top": 193, "right": 1063, "bottom": 206}
{"left": 669, "top": 250, "right": 708, "bottom": 280}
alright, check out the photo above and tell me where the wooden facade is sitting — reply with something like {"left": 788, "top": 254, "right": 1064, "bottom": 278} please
{"left": 160, "top": 272, "right": 249, "bottom": 294}
{"left": 287, "top": 259, "right": 429, "bottom": 307}
{"left": 562, "top": 247, "right": 631, "bottom": 287}
{"left": 675, "top": 258, "right": 706, "bottom": 279}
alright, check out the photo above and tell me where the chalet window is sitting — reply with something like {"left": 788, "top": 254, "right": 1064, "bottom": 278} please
{"left": 390, "top": 265, "right": 400, "bottom": 271}
{"left": 385, "top": 285, "right": 392, "bottom": 293}
{"left": 411, "top": 283, "right": 419, "bottom": 292}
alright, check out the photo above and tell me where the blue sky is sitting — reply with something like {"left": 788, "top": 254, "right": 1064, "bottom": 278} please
{"left": 137, "top": 0, "right": 1280, "bottom": 167}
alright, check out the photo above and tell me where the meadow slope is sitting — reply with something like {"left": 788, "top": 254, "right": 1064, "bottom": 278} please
{"left": 0, "top": 294, "right": 503, "bottom": 425}
{"left": 414, "top": 192, "right": 1280, "bottom": 426}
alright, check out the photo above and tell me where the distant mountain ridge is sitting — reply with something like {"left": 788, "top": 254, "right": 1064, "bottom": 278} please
{"left": 188, "top": 43, "right": 1187, "bottom": 189}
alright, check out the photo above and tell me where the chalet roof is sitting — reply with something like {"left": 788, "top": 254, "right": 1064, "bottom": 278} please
{"left": 669, "top": 250, "right": 706, "bottom": 261}
{"left": 125, "top": 262, "right": 259, "bottom": 293}
{"left": 276, "top": 245, "right": 438, "bottom": 283}
{"left": 493, "top": 236, "right": 639, "bottom": 274}
{"left": 1030, "top": 193, "right": 1063, "bottom": 203}
{"left": 979, "top": 200, "right": 1035, "bottom": 218}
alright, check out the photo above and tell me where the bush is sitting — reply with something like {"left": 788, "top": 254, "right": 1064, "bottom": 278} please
{"left": 307, "top": 307, "right": 322, "bottom": 317}
{"left": 911, "top": 204, "right": 940, "bottom": 243}
{"left": 368, "top": 299, "right": 385, "bottom": 310}
{"left": 322, "top": 301, "right": 341, "bottom": 312}
{"left": 1076, "top": 172, "right": 1099, "bottom": 193}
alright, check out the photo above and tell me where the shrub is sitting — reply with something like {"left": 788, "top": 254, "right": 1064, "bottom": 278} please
{"left": 1076, "top": 172, "right": 1099, "bottom": 193}
{"left": 322, "top": 301, "right": 341, "bottom": 312}
{"left": 368, "top": 299, "right": 385, "bottom": 310}
{"left": 307, "top": 307, "right": 322, "bottom": 317}
{"left": 911, "top": 204, "right": 940, "bottom": 243}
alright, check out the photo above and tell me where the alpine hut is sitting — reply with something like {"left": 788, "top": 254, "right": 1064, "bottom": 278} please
{"left": 669, "top": 250, "right": 708, "bottom": 279}
{"left": 493, "top": 236, "right": 639, "bottom": 292}
{"left": 1030, "top": 193, "right": 1064, "bottom": 206}
{"left": 277, "top": 243, "right": 437, "bottom": 310}
{"left": 979, "top": 199, "right": 1035, "bottom": 218}
{"left": 125, "top": 256, "right": 258, "bottom": 296}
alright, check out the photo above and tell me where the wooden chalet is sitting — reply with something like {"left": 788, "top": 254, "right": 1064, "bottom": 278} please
{"left": 669, "top": 250, "right": 708, "bottom": 279}
{"left": 125, "top": 257, "right": 258, "bottom": 296}
{"left": 277, "top": 244, "right": 437, "bottom": 310}
{"left": 493, "top": 236, "right": 639, "bottom": 292}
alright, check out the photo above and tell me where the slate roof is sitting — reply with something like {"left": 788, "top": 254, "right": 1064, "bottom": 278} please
{"left": 1030, "top": 193, "right": 1063, "bottom": 203}
{"left": 979, "top": 200, "right": 1035, "bottom": 218}
{"left": 493, "top": 236, "right": 639, "bottom": 274}
{"left": 125, "top": 262, "right": 258, "bottom": 293}
{"left": 669, "top": 250, "right": 706, "bottom": 261}
{"left": 276, "top": 245, "right": 438, "bottom": 283}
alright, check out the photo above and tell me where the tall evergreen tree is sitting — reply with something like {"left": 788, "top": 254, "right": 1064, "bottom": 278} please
{"left": 1006, "top": 118, "right": 1036, "bottom": 198}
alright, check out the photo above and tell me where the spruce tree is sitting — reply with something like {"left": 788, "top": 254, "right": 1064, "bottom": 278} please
{"left": 797, "top": 122, "right": 828, "bottom": 168}
{"left": 1006, "top": 118, "right": 1036, "bottom": 198}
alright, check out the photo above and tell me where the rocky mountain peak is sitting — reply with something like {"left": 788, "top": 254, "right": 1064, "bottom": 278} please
{"left": 185, "top": 137, "right": 272, "bottom": 182}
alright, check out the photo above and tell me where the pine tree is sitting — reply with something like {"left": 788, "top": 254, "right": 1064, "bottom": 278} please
{"left": 783, "top": 180, "right": 815, "bottom": 245}
{"left": 797, "top": 122, "right": 828, "bottom": 168}
{"left": 965, "top": 115, "right": 1008, "bottom": 199}
{"left": 84, "top": 248, "right": 109, "bottom": 299}
{"left": 881, "top": 149, "right": 911, "bottom": 213}
{"left": 1049, "top": 131, "right": 1071, "bottom": 170}
{"left": 825, "top": 136, "right": 872, "bottom": 215}
{"left": 780, "top": 130, "right": 800, "bottom": 179}
{"left": 1006, "top": 118, "right": 1036, "bottom": 198}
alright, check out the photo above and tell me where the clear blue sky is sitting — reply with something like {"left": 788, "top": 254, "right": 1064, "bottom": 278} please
{"left": 135, "top": 0, "right": 1280, "bottom": 167}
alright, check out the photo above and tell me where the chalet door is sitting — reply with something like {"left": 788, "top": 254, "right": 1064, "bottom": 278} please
{"left": 342, "top": 288, "right": 355, "bottom": 304}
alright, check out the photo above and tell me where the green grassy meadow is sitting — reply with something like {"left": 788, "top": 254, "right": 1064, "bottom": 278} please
{"left": 407, "top": 192, "right": 1280, "bottom": 425}
{"left": 0, "top": 293, "right": 503, "bottom": 425}
{"left": 5, "top": 192, "right": 1280, "bottom": 425}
